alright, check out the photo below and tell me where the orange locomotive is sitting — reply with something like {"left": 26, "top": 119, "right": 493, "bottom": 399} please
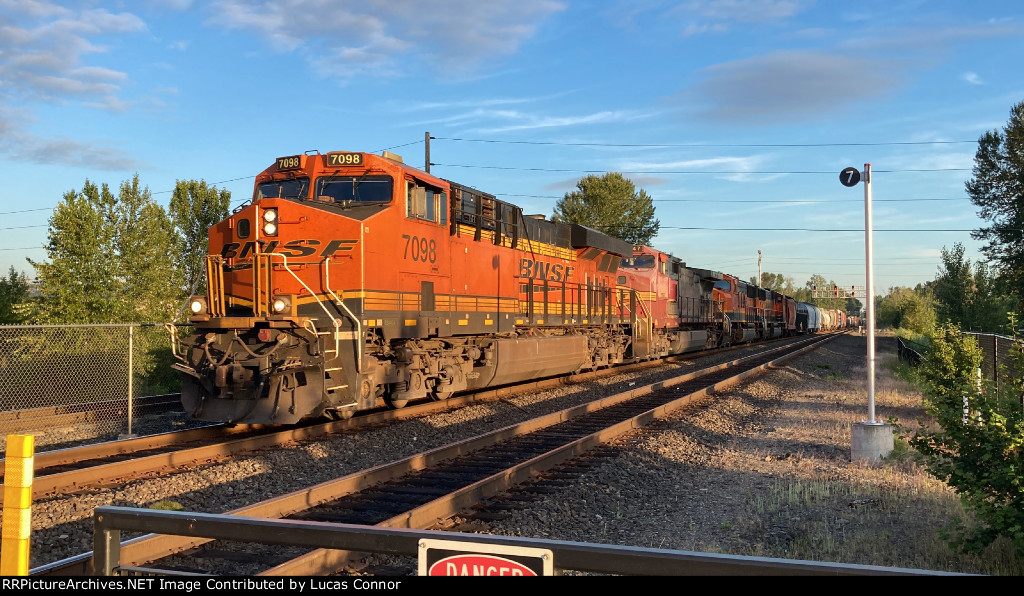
{"left": 174, "top": 150, "right": 643, "bottom": 423}
{"left": 172, "top": 150, "right": 805, "bottom": 425}
{"left": 710, "top": 275, "right": 798, "bottom": 344}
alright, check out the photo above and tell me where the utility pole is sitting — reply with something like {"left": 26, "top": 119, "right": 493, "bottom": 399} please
{"left": 757, "top": 250, "right": 762, "bottom": 287}
{"left": 425, "top": 131, "right": 432, "bottom": 174}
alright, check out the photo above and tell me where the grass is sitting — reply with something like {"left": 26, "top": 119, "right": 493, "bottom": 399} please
{"left": 725, "top": 345, "right": 1024, "bottom": 575}
{"left": 812, "top": 363, "right": 845, "bottom": 381}
{"left": 736, "top": 475, "right": 1022, "bottom": 574}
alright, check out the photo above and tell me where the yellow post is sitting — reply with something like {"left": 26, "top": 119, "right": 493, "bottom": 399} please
{"left": 1, "top": 434, "right": 35, "bottom": 575}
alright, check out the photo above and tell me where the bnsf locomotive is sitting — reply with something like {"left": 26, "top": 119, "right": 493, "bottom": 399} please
{"left": 170, "top": 150, "right": 828, "bottom": 425}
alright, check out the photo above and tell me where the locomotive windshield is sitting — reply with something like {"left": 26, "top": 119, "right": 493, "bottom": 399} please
{"left": 316, "top": 176, "right": 393, "bottom": 204}
{"left": 257, "top": 178, "right": 309, "bottom": 200}
{"left": 620, "top": 255, "right": 656, "bottom": 269}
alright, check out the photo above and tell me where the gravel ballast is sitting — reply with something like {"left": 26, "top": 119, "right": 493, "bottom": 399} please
{"left": 22, "top": 334, "right": 1002, "bottom": 574}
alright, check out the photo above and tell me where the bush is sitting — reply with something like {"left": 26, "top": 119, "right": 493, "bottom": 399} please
{"left": 900, "top": 322, "right": 1024, "bottom": 555}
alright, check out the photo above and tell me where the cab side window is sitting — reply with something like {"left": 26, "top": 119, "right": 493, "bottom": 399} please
{"left": 407, "top": 181, "right": 447, "bottom": 225}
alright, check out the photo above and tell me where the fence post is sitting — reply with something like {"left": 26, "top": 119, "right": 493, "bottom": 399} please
{"left": 123, "top": 325, "right": 136, "bottom": 439}
{"left": 992, "top": 336, "right": 998, "bottom": 392}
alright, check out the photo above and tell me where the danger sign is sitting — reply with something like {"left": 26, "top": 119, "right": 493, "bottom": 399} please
{"left": 418, "top": 539, "right": 554, "bottom": 576}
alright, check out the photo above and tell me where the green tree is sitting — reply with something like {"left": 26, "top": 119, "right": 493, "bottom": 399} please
{"left": 876, "top": 286, "right": 936, "bottom": 335}
{"left": 29, "top": 180, "right": 121, "bottom": 323}
{"left": 750, "top": 272, "right": 786, "bottom": 292}
{"left": 31, "top": 176, "right": 189, "bottom": 323}
{"left": 169, "top": 179, "right": 231, "bottom": 297}
{"left": 552, "top": 173, "right": 659, "bottom": 245}
{"left": 966, "top": 100, "right": 1024, "bottom": 314}
{"left": 0, "top": 266, "right": 30, "bottom": 324}
{"left": 115, "top": 174, "right": 182, "bottom": 322}
{"left": 901, "top": 323, "right": 1024, "bottom": 555}
{"left": 933, "top": 242, "right": 1012, "bottom": 332}
{"left": 804, "top": 273, "right": 848, "bottom": 310}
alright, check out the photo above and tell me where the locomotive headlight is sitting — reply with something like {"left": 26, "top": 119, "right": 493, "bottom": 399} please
{"left": 272, "top": 297, "right": 287, "bottom": 313}
{"left": 262, "top": 208, "right": 278, "bottom": 236}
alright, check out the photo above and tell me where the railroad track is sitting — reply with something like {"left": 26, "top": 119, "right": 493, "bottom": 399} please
{"left": 2, "top": 335, "right": 808, "bottom": 506}
{"left": 0, "top": 394, "right": 183, "bottom": 435}
{"left": 33, "top": 333, "right": 835, "bottom": 576}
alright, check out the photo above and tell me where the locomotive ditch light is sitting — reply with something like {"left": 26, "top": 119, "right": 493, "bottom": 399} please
{"left": 271, "top": 294, "right": 296, "bottom": 317}
{"left": 189, "top": 296, "right": 208, "bottom": 315}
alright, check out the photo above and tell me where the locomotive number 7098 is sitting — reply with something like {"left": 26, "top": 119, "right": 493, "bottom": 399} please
{"left": 402, "top": 234, "right": 437, "bottom": 263}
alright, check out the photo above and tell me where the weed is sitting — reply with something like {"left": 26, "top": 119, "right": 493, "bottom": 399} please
{"left": 149, "top": 500, "right": 184, "bottom": 511}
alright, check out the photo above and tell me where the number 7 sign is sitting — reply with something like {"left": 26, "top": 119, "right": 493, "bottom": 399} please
{"left": 840, "top": 166, "right": 861, "bottom": 187}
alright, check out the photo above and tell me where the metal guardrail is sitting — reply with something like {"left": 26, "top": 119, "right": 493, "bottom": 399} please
{"left": 90, "top": 506, "right": 967, "bottom": 577}
{"left": 896, "top": 337, "right": 925, "bottom": 366}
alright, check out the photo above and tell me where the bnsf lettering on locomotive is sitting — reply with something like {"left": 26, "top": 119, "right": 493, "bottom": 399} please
{"left": 519, "top": 258, "right": 574, "bottom": 282}
{"left": 321, "top": 239, "right": 357, "bottom": 257}
{"left": 402, "top": 234, "right": 437, "bottom": 263}
{"left": 278, "top": 239, "right": 320, "bottom": 258}
{"left": 221, "top": 239, "right": 355, "bottom": 259}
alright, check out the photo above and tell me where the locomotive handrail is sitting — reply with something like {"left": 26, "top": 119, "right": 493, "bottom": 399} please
{"left": 323, "top": 256, "right": 364, "bottom": 374}
{"left": 205, "top": 255, "right": 226, "bottom": 317}
{"left": 260, "top": 250, "right": 344, "bottom": 335}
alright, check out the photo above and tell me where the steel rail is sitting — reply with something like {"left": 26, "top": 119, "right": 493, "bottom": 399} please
{"left": 3, "top": 335, "right": 811, "bottom": 506}
{"left": 31, "top": 334, "right": 834, "bottom": 576}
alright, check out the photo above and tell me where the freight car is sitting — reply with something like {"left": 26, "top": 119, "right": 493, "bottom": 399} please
{"left": 796, "top": 302, "right": 821, "bottom": 333}
{"left": 171, "top": 149, "right": 816, "bottom": 425}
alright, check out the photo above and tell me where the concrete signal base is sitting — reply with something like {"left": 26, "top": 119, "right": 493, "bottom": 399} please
{"left": 850, "top": 421, "right": 894, "bottom": 462}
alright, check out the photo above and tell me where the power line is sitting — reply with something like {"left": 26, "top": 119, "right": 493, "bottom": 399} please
{"left": 661, "top": 226, "right": 997, "bottom": 232}
{"left": 433, "top": 136, "right": 978, "bottom": 148}
{"left": 0, "top": 208, "right": 54, "bottom": 216}
{"left": 433, "top": 163, "right": 971, "bottom": 175}
{"left": 0, "top": 225, "right": 47, "bottom": 231}
{"left": 499, "top": 193, "right": 969, "bottom": 204}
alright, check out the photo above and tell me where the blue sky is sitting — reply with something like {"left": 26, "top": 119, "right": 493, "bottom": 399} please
{"left": 2, "top": 0, "right": 1022, "bottom": 296}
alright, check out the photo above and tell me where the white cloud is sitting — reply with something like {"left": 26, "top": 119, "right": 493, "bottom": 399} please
{"left": 206, "top": 0, "right": 566, "bottom": 78}
{"left": 0, "top": 2, "right": 145, "bottom": 106}
{"left": 0, "top": 106, "right": 142, "bottom": 170}
{"left": 963, "top": 71, "right": 983, "bottom": 85}
{"left": 675, "top": 0, "right": 812, "bottom": 24}
{"left": 689, "top": 51, "right": 901, "bottom": 123}
{"left": 0, "top": 2, "right": 149, "bottom": 167}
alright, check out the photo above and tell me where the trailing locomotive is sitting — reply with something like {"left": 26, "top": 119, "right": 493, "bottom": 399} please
{"left": 170, "top": 149, "right": 832, "bottom": 425}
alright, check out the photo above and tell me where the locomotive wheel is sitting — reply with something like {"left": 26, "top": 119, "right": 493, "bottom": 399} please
{"left": 384, "top": 394, "right": 409, "bottom": 409}
{"left": 430, "top": 388, "right": 454, "bottom": 401}
{"left": 326, "top": 408, "right": 355, "bottom": 421}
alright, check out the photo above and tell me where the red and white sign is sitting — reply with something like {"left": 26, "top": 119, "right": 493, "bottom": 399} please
{"left": 418, "top": 539, "right": 554, "bottom": 576}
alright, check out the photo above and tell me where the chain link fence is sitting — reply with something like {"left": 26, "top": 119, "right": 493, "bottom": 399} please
{"left": 0, "top": 323, "right": 190, "bottom": 450}
{"left": 965, "top": 332, "right": 1023, "bottom": 393}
